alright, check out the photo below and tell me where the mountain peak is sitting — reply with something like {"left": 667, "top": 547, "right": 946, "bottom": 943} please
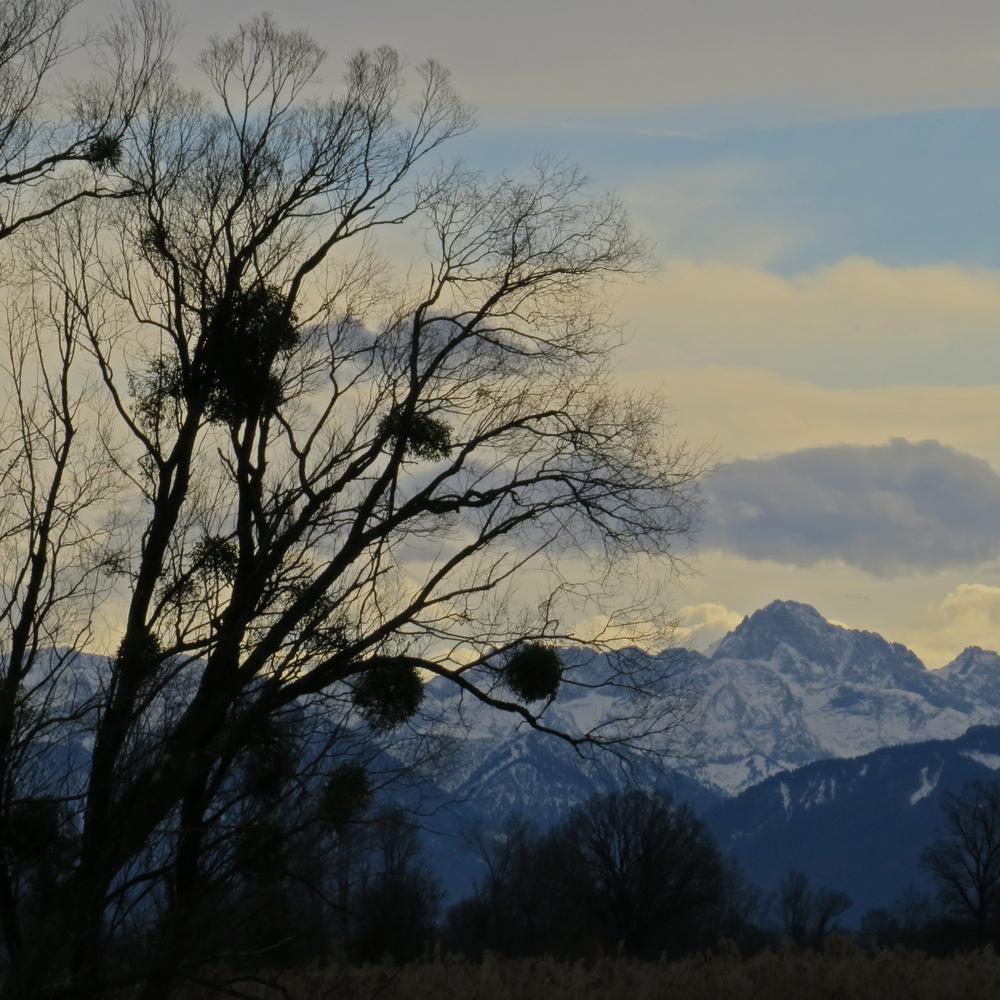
{"left": 941, "top": 646, "right": 1000, "bottom": 679}
{"left": 711, "top": 600, "right": 843, "bottom": 666}
{"left": 760, "top": 598, "right": 824, "bottom": 616}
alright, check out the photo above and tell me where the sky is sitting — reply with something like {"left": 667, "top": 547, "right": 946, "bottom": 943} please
{"left": 99, "top": 0, "right": 1000, "bottom": 667}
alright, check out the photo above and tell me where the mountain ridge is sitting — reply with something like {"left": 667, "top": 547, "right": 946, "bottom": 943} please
{"left": 17, "top": 602, "right": 1000, "bottom": 804}
{"left": 705, "top": 722, "right": 1000, "bottom": 919}
{"left": 689, "top": 599, "right": 1000, "bottom": 794}
{"left": 11, "top": 604, "right": 1000, "bottom": 906}
{"left": 421, "top": 600, "right": 1000, "bottom": 806}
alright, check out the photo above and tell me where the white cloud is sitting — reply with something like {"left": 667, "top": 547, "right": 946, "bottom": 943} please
{"left": 701, "top": 439, "right": 1000, "bottom": 576}
{"left": 674, "top": 602, "right": 745, "bottom": 650}
{"left": 903, "top": 584, "right": 1000, "bottom": 667}
{"left": 617, "top": 257, "right": 1000, "bottom": 385}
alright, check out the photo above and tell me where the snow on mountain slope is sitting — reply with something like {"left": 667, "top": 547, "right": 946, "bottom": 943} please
{"left": 688, "top": 600, "right": 1000, "bottom": 795}
{"left": 424, "top": 600, "right": 1000, "bottom": 803}
{"left": 19, "top": 603, "right": 1000, "bottom": 819}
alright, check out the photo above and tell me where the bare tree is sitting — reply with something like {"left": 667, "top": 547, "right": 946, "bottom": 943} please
{"left": 557, "top": 790, "right": 724, "bottom": 958}
{"left": 714, "top": 856, "right": 763, "bottom": 946}
{"left": 0, "top": 13, "right": 703, "bottom": 996}
{"left": 776, "top": 872, "right": 851, "bottom": 948}
{"left": 448, "top": 792, "right": 729, "bottom": 960}
{"left": 922, "top": 780, "right": 1000, "bottom": 945}
{"left": 0, "top": 2, "right": 174, "bottom": 982}
{"left": 350, "top": 809, "right": 441, "bottom": 963}
{"left": 812, "top": 886, "right": 851, "bottom": 947}
{"left": 0, "top": 0, "right": 175, "bottom": 238}
{"left": 777, "top": 871, "right": 811, "bottom": 946}
{"left": 448, "top": 816, "right": 555, "bottom": 958}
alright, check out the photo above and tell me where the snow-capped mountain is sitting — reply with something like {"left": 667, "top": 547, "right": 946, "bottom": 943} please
{"left": 18, "top": 602, "right": 1000, "bottom": 847}
{"left": 689, "top": 600, "right": 1000, "bottom": 795}
{"left": 937, "top": 645, "right": 1000, "bottom": 702}
{"left": 420, "top": 648, "right": 724, "bottom": 853}
{"left": 424, "top": 600, "right": 1000, "bottom": 808}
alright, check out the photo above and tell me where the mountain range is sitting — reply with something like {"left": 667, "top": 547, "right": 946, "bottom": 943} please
{"left": 424, "top": 599, "right": 1000, "bottom": 809}
{"left": 15, "top": 601, "right": 1000, "bottom": 912}
{"left": 418, "top": 600, "right": 1000, "bottom": 906}
{"left": 686, "top": 600, "right": 1000, "bottom": 795}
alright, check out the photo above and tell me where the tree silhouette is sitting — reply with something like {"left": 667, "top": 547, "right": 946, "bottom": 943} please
{"left": 0, "top": 12, "right": 704, "bottom": 996}
{"left": 777, "top": 871, "right": 851, "bottom": 948}
{"left": 449, "top": 792, "right": 729, "bottom": 960}
{"left": 559, "top": 790, "right": 724, "bottom": 957}
{"left": 922, "top": 780, "right": 1000, "bottom": 945}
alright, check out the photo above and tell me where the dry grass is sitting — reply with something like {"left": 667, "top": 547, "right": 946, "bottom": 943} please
{"left": 170, "top": 939, "right": 1000, "bottom": 1000}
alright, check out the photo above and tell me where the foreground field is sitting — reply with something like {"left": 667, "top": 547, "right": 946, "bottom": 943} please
{"left": 171, "top": 943, "right": 1000, "bottom": 1000}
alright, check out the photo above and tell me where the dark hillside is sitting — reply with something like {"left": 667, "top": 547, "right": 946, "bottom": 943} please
{"left": 706, "top": 724, "right": 1000, "bottom": 917}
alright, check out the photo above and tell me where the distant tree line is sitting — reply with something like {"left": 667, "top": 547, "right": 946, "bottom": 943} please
{"left": 443, "top": 779, "right": 1000, "bottom": 964}
{"left": 78, "top": 778, "right": 997, "bottom": 975}
{"left": 445, "top": 789, "right": 763, "bottom": 961}
{"left": 202, "top": 778, "right": 1000, "bottom": 969}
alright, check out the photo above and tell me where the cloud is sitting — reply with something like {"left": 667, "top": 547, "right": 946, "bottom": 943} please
{"left": 674, "top": 602, "right": 745, "bottom": 650}
{"left": 617, "top": 257, "right": 1000, "bottom": 387}
{"left": 903, "top": 584, "right": 1000, "bottom": 667}
{"left": 701, "top": 439, "right": 1000, "bottom": 576}
{"left": 621, "top": 367, "right": 1000, "bottom": 473}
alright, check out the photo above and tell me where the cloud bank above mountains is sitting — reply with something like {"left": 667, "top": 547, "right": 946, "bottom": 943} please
{"left": 702, "top": 439, "right": 1000, "bottom": 576}
{"left": 618, "top": 257, "right": 1000, "bottom": 388}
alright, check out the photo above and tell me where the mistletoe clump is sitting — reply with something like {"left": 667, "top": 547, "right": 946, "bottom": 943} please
{"left": 379, "top": 405, "right": 453, "bottom": 461}
{"left": 351, "top": 659, "right": 424, "bottom": 732}
{"left": 85, "top": 134, "right": 122, "bottom": 169}
{"left": 502, "top": 642, "right": 562, "bottom": 702}
{"left": 201, "top": 283, "right": 299, "bottom": 425}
